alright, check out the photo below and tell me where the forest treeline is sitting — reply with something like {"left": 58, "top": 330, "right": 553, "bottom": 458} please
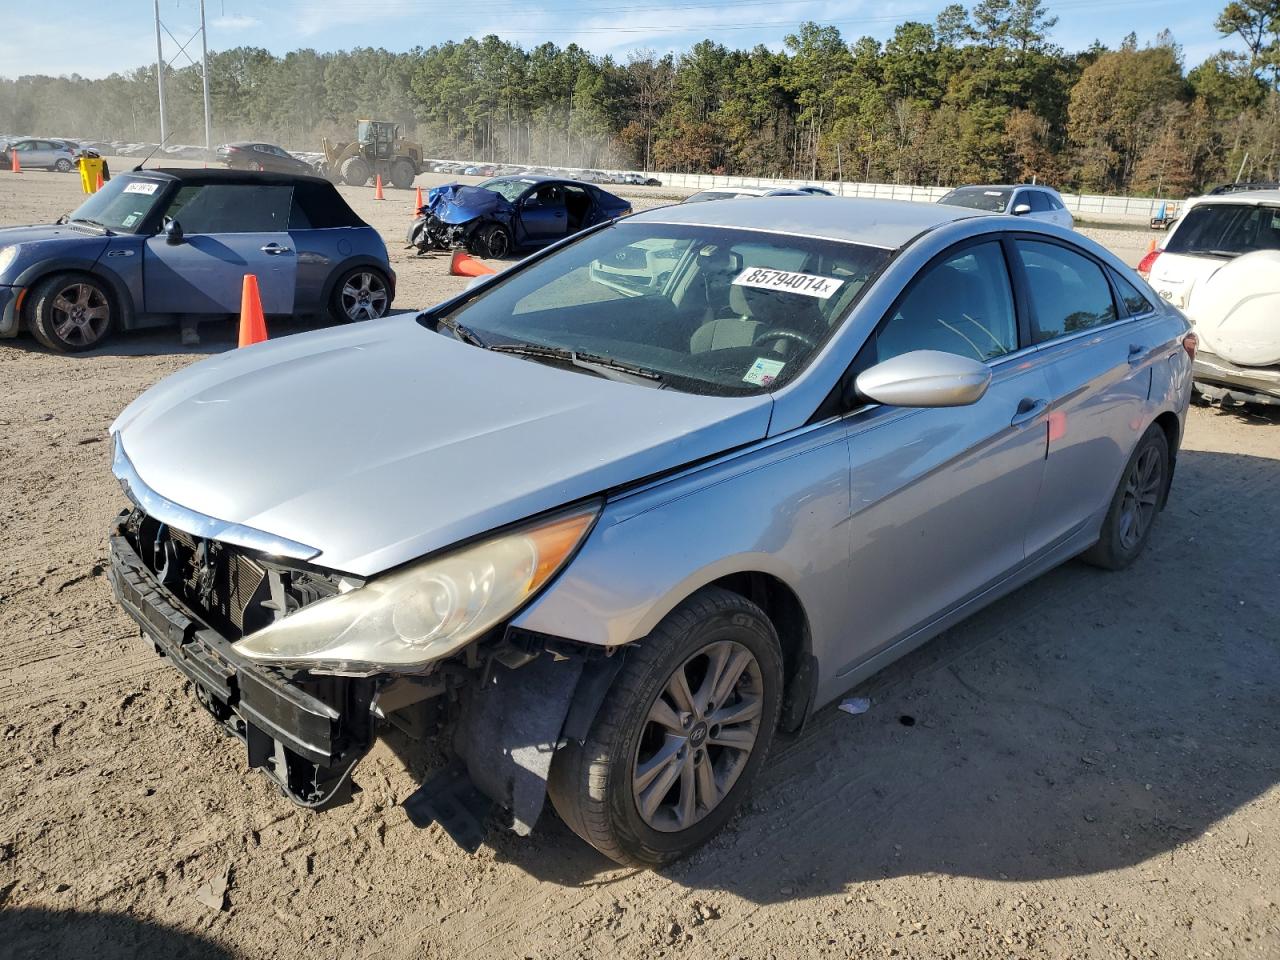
{"left": 1, "top": 0, "right": 1277, "bottom": 198}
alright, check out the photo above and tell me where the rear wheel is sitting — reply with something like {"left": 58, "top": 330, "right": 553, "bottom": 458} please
{"left": 548, "top": 586, "right": 783, "bottom": 867}
{"left": 27, "top": 272, "right": 115, "bottom": 352}
{"left": 329, "top": 267, "right": 391, "bottom": 322}
{"left": 389, "top": 158, "right": 416, "bottom": 190}
{"left": 1081, "top": 424, "right": 1170, "bottom": 570}
{"left": 54, "top": 158, "right": 73, "bottom": 173}
{"left": 340, "top": 156, "right": 371, "bottom": 187}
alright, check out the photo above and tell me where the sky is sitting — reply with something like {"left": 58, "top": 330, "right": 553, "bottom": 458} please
{"left": 0, "top": 0, "right": 1243, "bottom": 80}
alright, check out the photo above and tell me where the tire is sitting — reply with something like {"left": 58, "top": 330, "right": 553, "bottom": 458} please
{"left": 26, "top": 272, "right": 116, "bottom": 352}
{"left": 548, "top": 586, "right": 783, "bottom": 867}
{"left": 389, "top": 158, "right": 416, "bottom": 190}
{"left": 475, "top": 223, "right": 511, "bottom": 259}
{"left": 54, "top": 158, "right": 73, "bottom": 173}
{"left": 249, "top": 160, "right": 265, "bottom": 172}
{"left": 329, "top": 266, "right": 391, "bottom": 322}
{"left": 340, "top": 156, "right": 371, "bottom": 187}
{"left": 1081, "top": 424, "right": 1170, "bottom": 570}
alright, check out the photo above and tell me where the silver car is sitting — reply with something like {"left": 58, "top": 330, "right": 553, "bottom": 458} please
{"left": 3, "top": 138, "right": 76, "bottom": 172}
{"left": 106, "top": 197, "right": 1192, "bottom": 866}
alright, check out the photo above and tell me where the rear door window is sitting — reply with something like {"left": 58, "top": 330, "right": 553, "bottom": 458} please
{"left": 1016, "top": 240, "right": 1117, "bottom": 342}
{"left": 164, "top": 184, "right": 293, "bottom": 233}
{"left": 1166, "top": 203, "right": 1280, "bottom": 257}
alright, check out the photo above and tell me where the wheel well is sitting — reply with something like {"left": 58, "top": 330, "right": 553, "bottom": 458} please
{"left": 705, "top": 571, "right": 814, "bottom": 732}
{"left": 1153, "top": 410, "right": 1181, "bottom": 504}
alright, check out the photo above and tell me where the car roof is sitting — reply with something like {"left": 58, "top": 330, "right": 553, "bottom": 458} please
{"left": 124, "top": 167, "right": 331, "bottom": 187}
{"left": 629, "top": 196, "right": 979, "bottom": 249}
{"left": 948, "top": 183, "right": 1059, "bottom": 193}
{"left": 1187, "top": 189, "right": 1280, "bottom": 206}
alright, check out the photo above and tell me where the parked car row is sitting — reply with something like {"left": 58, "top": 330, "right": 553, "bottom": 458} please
{"left": 426, "top": 160, "right": 662, "bottom": 186}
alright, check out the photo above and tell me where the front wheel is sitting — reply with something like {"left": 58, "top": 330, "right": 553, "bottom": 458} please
{"left": 329, "top": 267, "right": 391, "bottom": 322}
{"left": 1081, "top": 424, "right": 1170, "bottom": 570}
{"left": 26, "top": 272, "right": 116, "bottom": 352}
{"left": 548, "top": 586, "right": 783, "bottom": 867}
{"left": 389, "top": 158, "right": 416, "bottom": 190}
{"left": 475, "top": 223, "right": 511, "bottom": 259}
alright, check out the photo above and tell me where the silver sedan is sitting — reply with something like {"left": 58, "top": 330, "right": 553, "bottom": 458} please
{"left": 107, "top": 196, "right": 1194, "bottom": 867}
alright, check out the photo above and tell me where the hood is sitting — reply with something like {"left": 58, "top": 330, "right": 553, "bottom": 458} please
{"left": 426, "top": 183, "right": 512, "bottom": 224}
{"left": 0, "top": 225, "right": 111, "bottom": 285}
{"left": 111, "top": 314, "right": 772, "bottom": 576}
{"left": 0, "top": 223, "right": 112, "bottom": 245}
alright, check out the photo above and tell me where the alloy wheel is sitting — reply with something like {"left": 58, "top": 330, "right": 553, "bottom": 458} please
{"left": 632, "top": 640, "right": 764, "bottom": 833}
{"left": 1117, "top": 444, "right": 1163, "bottom": 550}
{"left": 340, "top": 272, "right": 389, "bottom": 321}
{"left": 50, "top": 283, "right": 110, "bottom": 347}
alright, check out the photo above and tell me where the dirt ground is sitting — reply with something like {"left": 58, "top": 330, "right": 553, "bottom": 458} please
{"left": 1, "top": 167, "right": 1278, "bottom": 960}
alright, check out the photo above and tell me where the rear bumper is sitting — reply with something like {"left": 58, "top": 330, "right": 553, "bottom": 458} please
{"left": 107, "top": 516, "right": 376, "bottom": 806}
{"left": 1193, "top": 351, "right": 1280, "bottom": 406}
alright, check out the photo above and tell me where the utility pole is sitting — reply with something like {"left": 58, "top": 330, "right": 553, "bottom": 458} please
{"left": 154, "top": 0, "right": 167, "bottom": 144}
{"left": 199, "top": 0, "right": 213, "bottom": 154}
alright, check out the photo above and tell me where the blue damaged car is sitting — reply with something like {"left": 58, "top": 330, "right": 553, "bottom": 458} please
{"left": 407, "top": 175, "right": 632, "bottom": 259}
{"left": 0, "top": 168, "right": 394, "bottom": 352}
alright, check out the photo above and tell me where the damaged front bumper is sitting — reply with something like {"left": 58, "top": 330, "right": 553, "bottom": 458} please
{"left": 108, "top": 519, "right": 377, "bottom": 807}
{"left": 1194, "top": 350, "right": 1280, "bottom": 406}
{"left": 107, "top": 511, "right": 620, "bottom": 847}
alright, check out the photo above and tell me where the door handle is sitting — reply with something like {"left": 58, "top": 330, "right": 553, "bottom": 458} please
{"left": 1128, "top": 343, "right": 1145, "bottom": 365}
{"left": 1011, "top": 397, "right": 1049, "bottom": 427}
{"left": 260, "top": 243, "right": 291, "bottom": 255}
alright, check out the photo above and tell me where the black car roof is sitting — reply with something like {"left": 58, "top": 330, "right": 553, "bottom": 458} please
{"left": 127, "top": 167, "right": 330, "bottom": 187}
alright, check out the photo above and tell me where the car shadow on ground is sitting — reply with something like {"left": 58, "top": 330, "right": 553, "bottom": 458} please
{"left": 0, "top": 907, "right": 237, "bottom": 960}
{"left": 473, "top": 448, "right": 1279, "bottom": 900}
{"left": 0, "top": 310, "right": 421, "bottom": 358}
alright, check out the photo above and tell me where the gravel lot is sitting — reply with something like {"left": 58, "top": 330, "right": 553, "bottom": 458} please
{"left": 0, "top": 166, "right": 1277, "bottom": 960}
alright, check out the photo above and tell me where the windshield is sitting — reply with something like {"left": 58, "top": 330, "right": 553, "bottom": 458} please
{"left": 432, "top": 222, "right": 890, "bottom": 396}
{"left": 685, "top": 190, "right": 754, "bottom": 203}
{"left": 65, "top": 175, "right": 168, "bottom": 233}
{"left": 1165, "top": 202, "right": 1280, "bottom": 258}
{"left": 478, "top": 178, "right": 538, "bottom": 202}
{"left": 939, "top": 187, "right": 1012, "bottom": 213}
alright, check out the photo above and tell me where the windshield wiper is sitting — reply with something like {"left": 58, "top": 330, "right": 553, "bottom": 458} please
{"left": 434, "top": 314, "right": 487, "bottom": 347}
{"left": 488, "top": 342, "right": 664, "bottom": 386}
{"left": 69, "top": 218, "right": 114, "bottom": 235}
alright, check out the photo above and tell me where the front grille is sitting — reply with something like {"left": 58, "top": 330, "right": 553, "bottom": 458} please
{"left": 126, "top": 510, "right": 342, "bottom": 641}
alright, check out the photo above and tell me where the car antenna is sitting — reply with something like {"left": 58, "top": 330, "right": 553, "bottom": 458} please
{"left": 133, "top": 131, "right": 176, "bottom": 172}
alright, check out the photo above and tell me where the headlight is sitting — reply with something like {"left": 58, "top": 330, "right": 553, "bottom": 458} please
{"left": 0, "top": 245, "right": 19, "bottom": 276}
{"left": 233, "top": 503, "right": 599, "bottom": 672}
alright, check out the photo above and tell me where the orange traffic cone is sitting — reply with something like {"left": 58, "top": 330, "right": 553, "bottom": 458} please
{"left": 449, "top": 250, "right": 497, "bottom": 278}
{"left": 374, "top": 174, "right": 385, "bottom": 200}
{"left": 95, "top": 171, "right": 104, "bottom": 192}
{"left": 413, "top": 185, "right": 424, "bottom": 214}
{"left": 238, "top": 274, "right": 268, "bottom": 347}
{"left": 10, "top": 150, "right": 20, "bottom": 174}
{"left": 1147, "top": 238, "right": 1157, "bottom": 253}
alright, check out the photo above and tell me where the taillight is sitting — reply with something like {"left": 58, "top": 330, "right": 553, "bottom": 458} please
{"left": 1136, "top": 248, "right": 1160, "bottom": 279}
{"left": 1182, "top": 332, "right": 1198, "bottom": 361}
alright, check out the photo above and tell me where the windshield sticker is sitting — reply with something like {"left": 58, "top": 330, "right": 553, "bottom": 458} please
{"left": 743, "top": 357, "right": 786, "bottom": 386}
{"left": 984, "top": 190, "right": 1003, "bottom": 196}
{"left": 121, "top": 213, "right": 139, "bottom": 228}
{"left": 732, "top": 267, "right": 844, "bottom": 299}
{"left": 123, "top": 182, "right": 158, "bottom": 195}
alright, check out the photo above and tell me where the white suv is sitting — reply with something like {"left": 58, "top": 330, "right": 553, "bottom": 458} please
{"left": 937, "top": 184, "right": 1074, "bottom": 229}
{"left": 1140, "top": 189, "right": 1280, "bottom": 406}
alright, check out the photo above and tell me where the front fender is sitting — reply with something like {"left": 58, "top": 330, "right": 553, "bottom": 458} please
{"left": 511, "top": 419, "right": 851, "bottom": 657}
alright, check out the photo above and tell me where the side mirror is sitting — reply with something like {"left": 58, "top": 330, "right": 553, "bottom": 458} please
{"left": 164, "top": 219, "right": 184, "bottom": 245}
{"left": 854, "top": 350, "right": 992, "bottom": 408}
{"left": 1012, "top": 203, "right": 1032, "bottom": 216}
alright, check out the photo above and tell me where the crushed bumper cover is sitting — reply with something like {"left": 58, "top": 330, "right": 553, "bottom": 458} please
{"left": 1194, "top": 351, "right": 1280, "bottom": 406}
{"left": 107, "top": 520, "right": 375, "bottom": 807}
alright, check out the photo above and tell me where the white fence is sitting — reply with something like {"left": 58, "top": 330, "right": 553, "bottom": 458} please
{"left": 643, "top": 170, "right": 1177, "bottom": 224}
